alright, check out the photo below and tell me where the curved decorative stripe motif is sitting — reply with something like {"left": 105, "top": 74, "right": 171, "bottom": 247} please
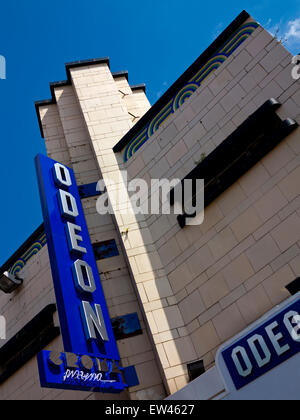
{"left": 22, "top": 242, "right": 43, "bottom": 260}
{"left": 125, "top": 101, "right": 172, "bottom": 161}
{"left": 148, "top": 100, "right": 173, "bottom": 137}
{"left": 197, "top": 64, "right": 221, "bottom": 85}
{"left": 132, "top": 129, "right": 150, "bottom": 155}
{"left": 10, "top": 260, "right": 25, "bottom": 276}
{"left": 23, "top": 246, "right": 42, "bottom": 262}
{"left": 148, "top": 105, "right": 173, "bottom": 135}
{"left": 123, "top": 21, "right": 259, "bottom": 162}
{"left": 173, "top": 83, "right": 199, "bottom": 111}
{"left": 125, "top": 126, "right": 148, "bottom": 162}
{"left": 191, "top": 55, "right": 227, "bottom": 83}
{"left": 8, "top": 233, "right": 47, "bottom": 275}
{"left": 193, "top": 61, "right": 225, "bottom": 85}
{"left": 220, "top": 23, "right": 259, "bottom": 54}
{"left": 224, "top": 35, "right": 251, "bottom": 56}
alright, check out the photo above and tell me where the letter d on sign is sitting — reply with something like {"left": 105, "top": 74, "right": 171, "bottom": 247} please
{"left": 58, "top": 190, "right": 79, "bottom": 220}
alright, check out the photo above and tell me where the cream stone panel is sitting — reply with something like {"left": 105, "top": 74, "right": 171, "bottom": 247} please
{"left": 222, "top": 254, "right": 255, "bottom": 290}
{"left": 216, "top": 184, "right": 247, "bottom": 216}
{"left": 190, "top": 322, "right": 220, "bottom": 357}
{"left": 168, "top": 263, "right": 193, "bottom": 294}
{"left": 199, "top": 273, "right": 230, "bottom": 309}
{"left": 113, "top": 22, "right": 300, "bottom": 392}
{"left": 253, "top": 186, "right": 288, "bottom": 222}
{"left": 279, "top": 166, "right": 300, "bottom": 201}
{"left": 178, "top": 290, "right": 206, "bottom": 324}
{"left": 246, "top": 235, "right": 281, "bottom": 272}
{"left": 152, "top": 307, "right": 185, "bottom": 333}
{"left": 236, "top": 285, "right": 273, "bottom": 325}
{"left": 114, "top": 76, "right": 151, "bottom": 124}
{"left": 70, "top": 63, "right": 168, "bottom": 396}
{"left": 219, "top": 285, "right": 246, "bottom": 310}
{"left": 271, "top": 213, "right": 300, "bottom": 252}
{"left": 262, "top": 142, "right": 295, "bottom": 176}
{"left": 239, "top": 163, "right": 270, "bottom": 197}
{"left": 290, "top": 253, "right": 300, "bottom": 276}
{"left": 163, "top": 337, "right": 197, "bottom": 366}
{"left": 263, "top": 265, "right": 295, "bottom": 305}
{"left": 213, "top": 304, "right": 247, "bottom": 343}
{"left": 38, "top": 104, "right": 72, "bottom": 167}
{"left": 187, "top": 245, "right": 215, "bottom": 279}
{"left": 207, "top": 227, "right": 238, "bottom": 261}
{"left": 53, "top": 85, "right": 100, "bottom": 184}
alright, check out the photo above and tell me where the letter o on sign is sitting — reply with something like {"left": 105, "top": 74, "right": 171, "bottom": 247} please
{"left": 72, "top": 260, "right": 96, "bottom": 294}
{"left": 247, "top": 334, "right": 271, "bottom": 368}
{"left": 232, "top": 346, "right": 253, "bottom": 378}
{"left": 80, "top": 355, "right": 94, "bottom": 371}
{"left": 53, "top": 163, "right": 72, "bottom": 189}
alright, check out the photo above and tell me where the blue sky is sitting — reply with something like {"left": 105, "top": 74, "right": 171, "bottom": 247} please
{"left": 0, "top": 0, "right": 300, "bottom": 265}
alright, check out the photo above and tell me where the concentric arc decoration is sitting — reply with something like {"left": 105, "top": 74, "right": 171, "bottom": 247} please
{"left": 9, "top": 233, "right": 47, "bottom": 275}
{"left": 123, "top": 22, "right": 259, "bottom": 162}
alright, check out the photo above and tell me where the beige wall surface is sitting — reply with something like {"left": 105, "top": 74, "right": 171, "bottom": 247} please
{"left": 0, "top": 69, "right": 165, "bottom": 400}
{"left": 1, "top": 14, "right": 300, "bottom": 400}
{"left": 119, "top": 19, "right": 300, "bottom": 393}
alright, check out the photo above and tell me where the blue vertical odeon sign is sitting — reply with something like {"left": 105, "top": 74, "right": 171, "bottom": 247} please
{"left": 35, "top": 154, "right": 138, "bottom": 392}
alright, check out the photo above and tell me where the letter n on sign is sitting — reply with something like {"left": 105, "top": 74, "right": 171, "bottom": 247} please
{"left": 35, "top": 154, "right": 119, "bottom": 361}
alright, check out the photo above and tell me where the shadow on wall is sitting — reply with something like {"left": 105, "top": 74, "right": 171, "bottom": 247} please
{"left": 115, "top": 167, "right": 196, "bottom": 396}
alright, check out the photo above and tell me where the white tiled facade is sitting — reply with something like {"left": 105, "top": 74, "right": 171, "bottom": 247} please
{"left": 1, "top": 12, "right": 300, "bottom": 400}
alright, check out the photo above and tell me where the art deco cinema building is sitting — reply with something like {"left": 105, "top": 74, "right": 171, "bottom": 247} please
{"left": 1, "top": 10, "right": 300, "bottom": 400}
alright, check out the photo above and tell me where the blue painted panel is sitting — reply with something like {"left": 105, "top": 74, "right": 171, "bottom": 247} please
{"left": 93, "top": 240, "right": 119, "bottom": 260}
{"left": 78, "top": 182, "right": 101, "bottom": 199}
{"left": 123, "top": 365, "right": 140, "bottom": 388}
{"left": 221, "top": 297, "right": 300, "bottom": 390}
{"left": 35, "top": 154, "right": 119, "bottom": 360}
{"left": 111, "top": 313, "right": 143, "bottom": 341}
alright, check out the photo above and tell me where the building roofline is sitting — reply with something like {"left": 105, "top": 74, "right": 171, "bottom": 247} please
{"left": 112, "top": 71, "right": 129, "bottom": 80}
{"left": 64, "top": 57, "right": 110, "bottom": 78}
{"left": 113, "top": 10, "right": 250, "bottom": 153}
{"left": 34, "top": 11, "right": 250, "bottom": 145}
{"left": 131, "top": 84, "right": 146, "bottom": 93}
{"left": 35, "top": 57, "right": 110, "bottom": 138}
{"left": 34, "top": 60, "right": 145, "bottom": 138}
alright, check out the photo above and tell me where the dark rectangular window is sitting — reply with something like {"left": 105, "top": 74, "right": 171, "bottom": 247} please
{"left": 111, "top": 313, "right": 143, "bottom": 341}
{"left": 286, "top": 278, "right": 300, "bottom": 296}
{"left": 93, "top": 240, "right": 119, "bottom": 260}
{"left": 0, "top": 304, "right": 60, "bottom": 385}
{"left": 171, "top": 99, "right": 298, "bottom": 228}
{"left": 78, "top": 182, "right": 102, "bottom": 199}
{"left": 187, "top": 360, "right": 205, "bottom": 382}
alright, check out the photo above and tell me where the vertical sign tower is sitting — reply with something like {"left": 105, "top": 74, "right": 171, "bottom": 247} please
{"left": 35, "top": 154, "right": 119, "bottom": 360}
